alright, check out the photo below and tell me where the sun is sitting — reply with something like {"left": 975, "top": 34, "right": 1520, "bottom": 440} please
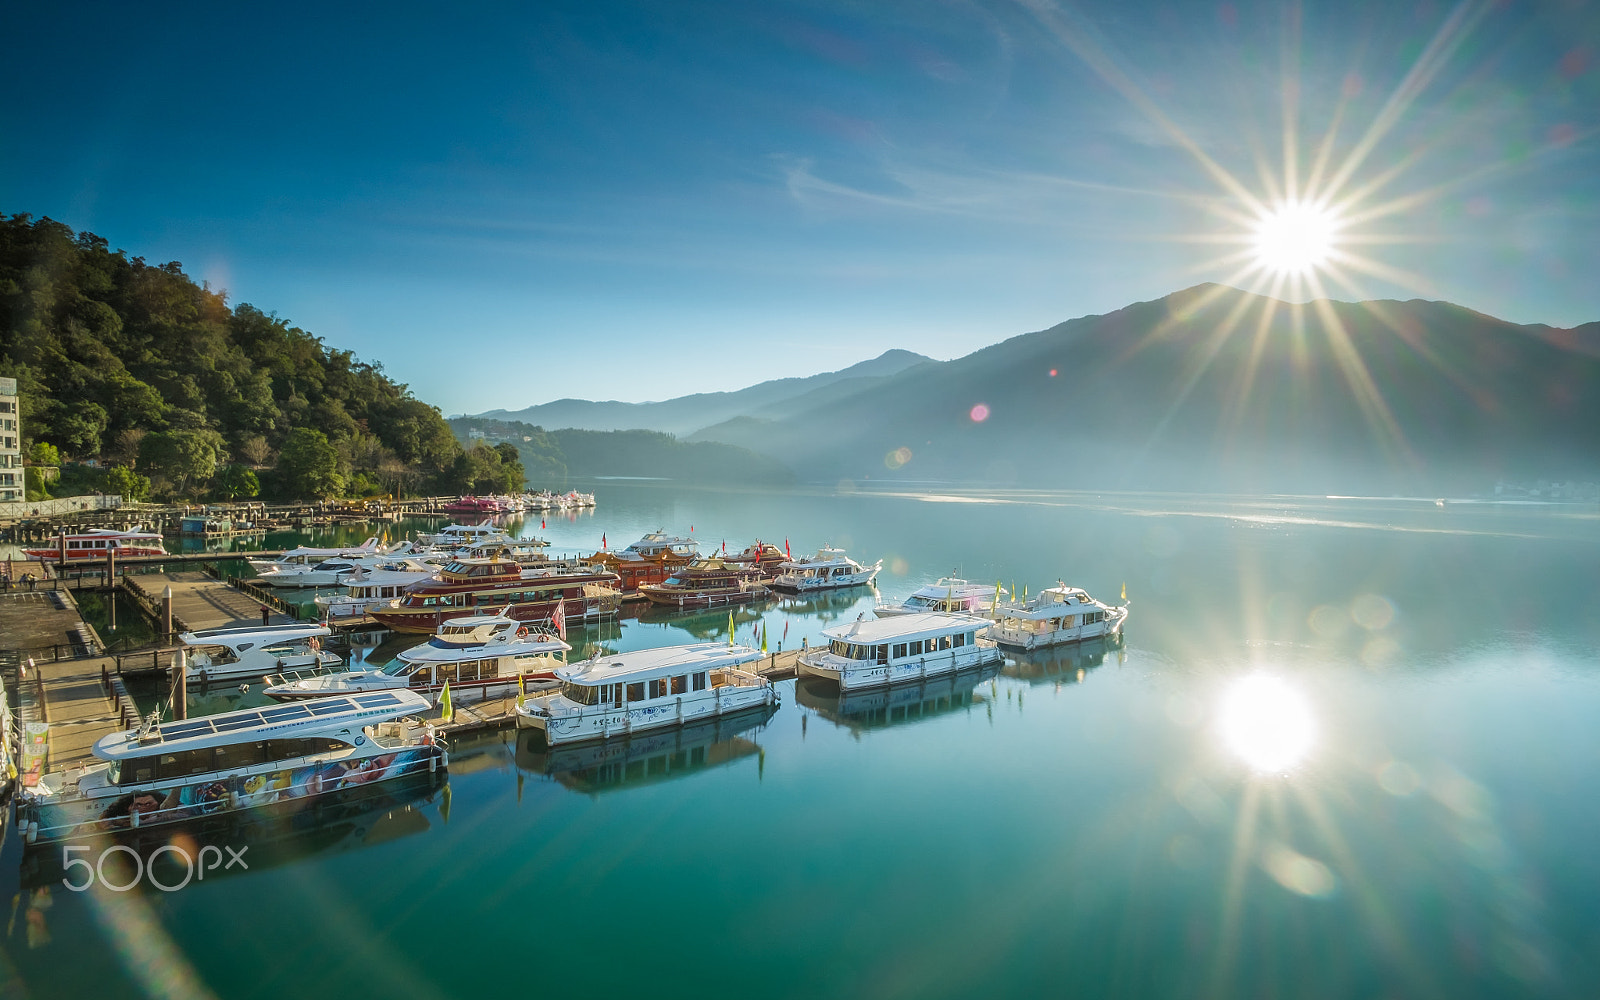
{"left": 1252, "top": 201, "right": 1340, "bottom": 276}
{"left": 1218, "top": 674, "right": 1316, "bottom": 773}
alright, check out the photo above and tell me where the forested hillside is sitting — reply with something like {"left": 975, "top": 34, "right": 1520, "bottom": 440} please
{"left": 0, "top": 213, "right": 521, "bottom": 500}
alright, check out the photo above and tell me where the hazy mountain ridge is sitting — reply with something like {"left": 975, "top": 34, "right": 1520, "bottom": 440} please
{"left": 475, "top": 349, "right": 933, "bottom": 435}
{"left": 706, "top": 284, "right": 1600, "bottom": 493}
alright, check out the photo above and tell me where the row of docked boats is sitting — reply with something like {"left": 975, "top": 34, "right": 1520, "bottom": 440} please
{"left": 14, "top": 567, "right": 1127, "bottom": 846}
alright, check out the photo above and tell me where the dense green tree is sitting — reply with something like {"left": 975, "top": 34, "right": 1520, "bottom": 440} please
{"left": 28, "top": 441, "right": 60, "bottom": 466}
{"left": 104, "top": 464, "right": 151, "bottom": 502}
{"left": 213, "top": 463, "right": 260, "bottom": 500}
{"left": 137, "top": 429, "right": 222, "bottom": 496}
{"left": 277, "top": 428, "right": 343, "bottom": 500}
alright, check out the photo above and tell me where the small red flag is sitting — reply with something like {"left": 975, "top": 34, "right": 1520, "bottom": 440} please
{"left": 784, "top": 538, "right": 791, "bottom": 559}
{"left": 602, "top": 533, "right": 607, "bottom": 549}
{"left": 540, "top": 518, "right": 546, "bottom": 529}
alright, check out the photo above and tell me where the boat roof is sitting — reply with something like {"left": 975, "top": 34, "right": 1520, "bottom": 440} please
{"left": 181, "top": 623, "right": 331, "bottom": 647}
{"left": 556, "top": 643, "right": 763, "bottom": 684}
{"left": 906, "top": 578, "right": 999, "bottom": 598}
{"left": 93, "top": 690, "right": 431, "bottom": 759}
{"left": 77, "top": 527, "right": 159, "bottom": 537}
{"left": 820, "top": 613, "right": 989, "bottom": 643}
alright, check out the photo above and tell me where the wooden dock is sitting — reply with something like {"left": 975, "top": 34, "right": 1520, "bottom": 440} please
{"left": 123, "top": 571, "right": 289, "bottom": 633}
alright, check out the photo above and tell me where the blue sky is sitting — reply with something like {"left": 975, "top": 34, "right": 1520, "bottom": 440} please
{"left": 4, "top": 0, "right": 1595, "bottom": 414}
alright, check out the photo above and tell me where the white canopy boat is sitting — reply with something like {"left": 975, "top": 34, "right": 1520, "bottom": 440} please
{"left": 18, "top": 690, "right": 444, "bottom": 843}
{"left": 254, "top": 552, "right": 401, "bottom": 588}
{"left": 179, "top": 623, "right": 344, "bottom": 682}
{"left": 248, "top": 537, "right": 381, "bottom": 576}
{"left": 874, "top": 578, "right": 1005, "bottom": 618}
{"left": 988, "top": 584, "right": 1128, "bottom": 650}
{"left": 798, "top": 612, "right": 1002, "bottom": 691}
{"left": 771, "top": 546, "right": 883, "bottom": 592}
{"left": 265, "top": 614, "right": 570, "bottom": 702}
{"left": 313, "top": 558, "right": 442, "bottom": 618}
{"left": 516, "top": 643, "right": 777, "bottom": 746}
{"left": 416, "top": 522, "right": 513, "bottom": 549}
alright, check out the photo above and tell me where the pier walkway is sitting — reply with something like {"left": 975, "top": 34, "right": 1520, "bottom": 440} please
{"left": 128, "top": 571, "right": 276, "bottom": 632}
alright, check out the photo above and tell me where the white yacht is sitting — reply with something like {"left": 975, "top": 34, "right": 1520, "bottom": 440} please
{"left": 988, "top": 585, "right": 1128, "bottom": 650}
{"left": 313, "top": 558, "right": 442, "bottom": 618}
{"left": 18, "top": 690, "right": 444, "bottom": 842}
{"left": 516, "top": 643, "right": 777, "bottom": 746}
{"left": 265, "top": 614, "right": 570, "bottom": 702}
{"left": 254, "top": 552, "right": 398, "bottom": 588}
{"left": 771, "top": 546, "right": 883, "bottom": 592}
{"left": 248, "top": 537, "right": 381, "bottom": 576}
{"left": 179, "top": 623, "right": 344, "bottom": 682}
{"left": 798, "top": 613, "right": 1001, "bottom": 690}
{"left": 875, "top": 578, "right": 1005, "bottom": 618}
{"left": 618, "top": 531, "right": 699, "bottom": 561}
{"left": 417, "top": 522, "right": 513, "bottom": 549}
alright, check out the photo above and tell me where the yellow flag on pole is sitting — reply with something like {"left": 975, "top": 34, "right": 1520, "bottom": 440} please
{"left": 728, "top": 610, "right": 735, "bottom": 646}
{"left": 761, "top": 622, "right": 768, "bottom": 653}
{"left": 1121, "top": 581, "right": 1127, "bottom": 602}
{"left": 439, "top": 681, "right": 453, "bottom": 723}
{"left": 516, "top": 673, "right": 526, "bottom": 709}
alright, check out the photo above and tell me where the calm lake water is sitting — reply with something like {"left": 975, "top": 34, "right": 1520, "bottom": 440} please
{"left": 6, "top": 483, "right": 1600, "bottom": 999}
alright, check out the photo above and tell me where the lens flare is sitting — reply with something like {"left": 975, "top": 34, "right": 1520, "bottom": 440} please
{"left": 969, "top": 403, "right": 990, "bottom": 422}
{"left": 1253, "top": 201, "right": 1339, "bottom": 275}
{"left": 1219, "top": 674, "right": 1316, "bottom": 773}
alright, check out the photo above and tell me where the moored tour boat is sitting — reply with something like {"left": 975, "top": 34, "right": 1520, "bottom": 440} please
{"left": 313, "top": 558, "right": 442, "bottom": 619}
{"left": 516, "top": 643, "right": 778, "bottom": 746}
{"left": 23, "top": 527, "right": 166, "bottom": 561}
{"left": 248, "top": 537, "right": 381, "bottom": 576}
{"left": 416, "top": 522, "right": 513, "bottom": 549}
{"left": 588, "top": 530, "right": 698, "bottom": 593}
{"left": 179, "top": 623, "right": 344, "bottom": 682}
{"left": 988, "top": 584, "right": 1128, "bottom": 650}
{"left": 265, "top": 614, "right": 570, "bottom": 702}
{"left": 367, "top": 557, "right": 621, "bottom": 635}
{"left": 874, "top": 577, "right": 1005, "bottom": 618}
{"left": 722, "top": 541, "right": 788, "bottom": 577}
{"left": 442, "top": 496, "right": 509, "bottom": 516}
{"left": 17, "top": 690, "right": 444, "bottom": 843}
{"left": 636, "top": 556, "right": 770, "bottom": 609}
{"left": 798, "top": 612, "right": 1002, "bottom": 691}
{"left": 772, "top": 546, "right": 882, "bottom": 592}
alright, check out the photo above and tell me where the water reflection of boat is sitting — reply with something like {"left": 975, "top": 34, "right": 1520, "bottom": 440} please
{"left": 775, "top": 587, "right": 874, "bottom": 618}
{"left": 634, "top": 602, "right": 771, "bottom": 637}
{"left": 796, "top": 663, "right": 1000, "bottom": 732}
{"left": 514, "top": 705, "right": 775, "bottom": 795}
{"left": 19, "top": 768, "right": 444, "bottom": 890}
{"left": 1002, "top": 637, "right": 1114, "bottom": 684}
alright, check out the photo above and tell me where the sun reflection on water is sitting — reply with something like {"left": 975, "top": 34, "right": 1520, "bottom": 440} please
{"left": 1218, "top": 675, "right": 1316, "bottom": 773}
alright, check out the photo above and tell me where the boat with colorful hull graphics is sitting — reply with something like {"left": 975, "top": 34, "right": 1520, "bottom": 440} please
{"left": 636, "top": 556, "right": 771, "bottom": 610}
{"left": 798, "top": 612, "right": 1002, "bottom": 691}
{"left": 17, "top": 690, "right": 445, "bottom": 843}
{"left": 264, "top": 614, "right": 569, "bottom": 702}
{"left": 516, "top": 644, "right": 778, "bottom": 746}
{"left": 367, "top": 558, "right": 621, "bottom": 635}
{"left": 588, "top": 530, "right": 699, "bottom": 593}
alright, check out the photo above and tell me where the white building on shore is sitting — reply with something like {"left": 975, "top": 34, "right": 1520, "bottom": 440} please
{"left": 0, "top": 377, "right": 20, "bottom": 503}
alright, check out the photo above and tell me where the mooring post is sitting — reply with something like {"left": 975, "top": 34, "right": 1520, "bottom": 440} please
{"left": 162, "top": 585, "right": 173, "bottom": 642}
{"left": 173, "top": 648, "right": 188, "bottom": 720}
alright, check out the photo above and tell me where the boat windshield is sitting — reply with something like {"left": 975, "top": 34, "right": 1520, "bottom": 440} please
{"left": 661, "top": 577, "right": 681, "bottom": 586}
{"left": 378, "top": 659, "right": 416, "bottom": 676}
{"left": 559, "top": 681, "right": 602, "bottom": 705}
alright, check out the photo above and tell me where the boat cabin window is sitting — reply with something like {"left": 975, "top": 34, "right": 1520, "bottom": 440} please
{"left": 670, "top": 675, "right": 688, "bottom": 695}
{"left": 560, "top": 682, "right": 602, "bottom": 705}
{"left": 115, "top": 737, "right": 351, "bottom": 784}
{"left": 893, "top": 643, "right": 907, "bottom": 659}
{"left": 627, "top": 682, "right": 645, "bottom": 703}
{"left": 693, "top": 672, "right": 707, "bottom": 691}
{"left": 648, "top": 678, "right": 669, "bottom": 699}
{"left": 965, "top": 631, "right": 976, "bottom": 646}
{"left": 938, "top": 635, "right": 952, "bottom": 650}
{"left": 953, "top": 632, "right": 966, "bottom": 647}
{"left": 909, "top": 640, "right": 923, "bottom": 656}
{"left": 876, "top": 644, "right": 888, "bottom": 664}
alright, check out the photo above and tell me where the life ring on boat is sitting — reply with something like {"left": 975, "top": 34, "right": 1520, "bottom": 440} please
{"left": 517, "top": 626, "right": 529, "bottom": 638}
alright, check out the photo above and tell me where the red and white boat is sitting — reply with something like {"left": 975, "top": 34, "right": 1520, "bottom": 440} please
{"left": 24, "top": 527, "right": 167, "bottom": 561}
{"left": 367, "top": 557, "right": 622, "bottom": 634}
